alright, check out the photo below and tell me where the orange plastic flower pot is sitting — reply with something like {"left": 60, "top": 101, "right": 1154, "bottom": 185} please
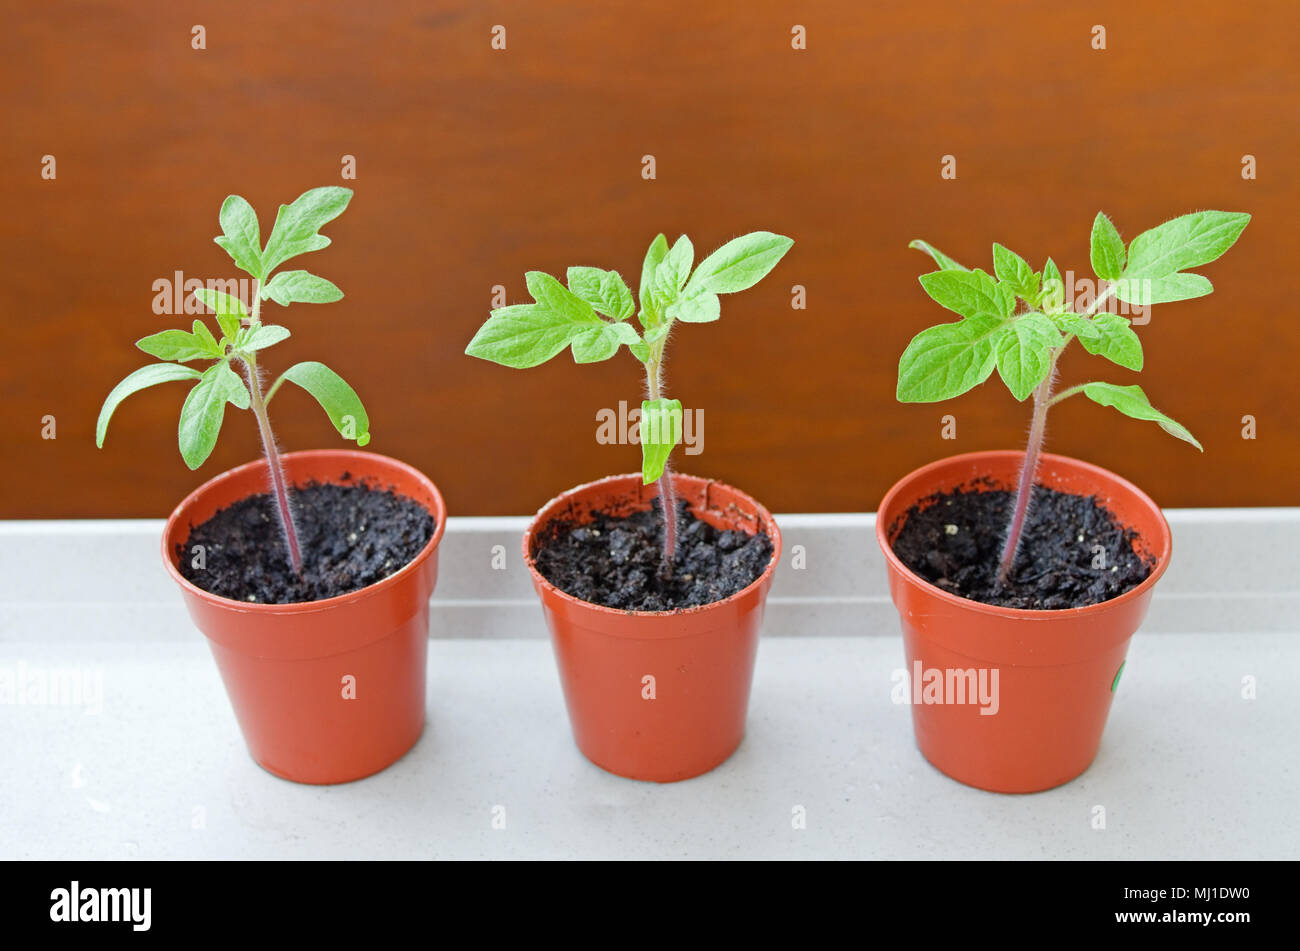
{"left": 523, "top": 473, "right": 782, "bottom": 783}
{"left": 162, "top": 449, "right": 447, "bottom": 785}
{"left": 876, "top": 451, "right": 1172, "bottom": 794}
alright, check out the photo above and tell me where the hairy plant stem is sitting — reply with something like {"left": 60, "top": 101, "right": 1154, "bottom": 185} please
{"left": 996, "top": 364, "right": 1055, "bottom": 585}
{"left": 242, "top": 281, "right": 303, "bottom": 575}
{"left": 995, "top": 282, "right": 1119, "bottom": 584}
{"left": 645, "top": 340, "right": 676, "bottom": 577}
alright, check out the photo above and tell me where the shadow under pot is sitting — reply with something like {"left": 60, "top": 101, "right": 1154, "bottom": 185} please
{"left": 523, "top": 473, "right": 782, "bottom": 783}
{"left": 876, "top": 450, "right": 1172, "bottom": 794}
{"left": 162, "top": 449, "right": 447, "bottom": 785}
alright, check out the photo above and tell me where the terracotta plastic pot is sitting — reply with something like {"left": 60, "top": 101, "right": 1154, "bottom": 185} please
{"left": 523, "top": 473, "right": 782, "bottom": 783}
{"left": 162, "top": 449, "right": 446, "bottom": 785}
{"left": 876, "top": 450, "right": 1171, "bottom": 794}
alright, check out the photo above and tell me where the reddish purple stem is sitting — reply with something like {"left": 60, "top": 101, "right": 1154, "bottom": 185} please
{"left": 996, "top": 370, "right": 1054, "bottom": 585}
{"left": 244, "top": 358, "right": 303, "bottom": 575}
{"left": 658, "top": 470, "right": 677, "bottom": 577}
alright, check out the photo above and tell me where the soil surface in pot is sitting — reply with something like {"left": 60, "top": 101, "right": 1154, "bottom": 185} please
{"left": 890, "top": 483, "right": 1153, "bottom": 610}
{"left": 178, "top": 481, "right": 435, "bottom": 604}
{"left": 534, "top": 498, "right": 772, "bottom": 611}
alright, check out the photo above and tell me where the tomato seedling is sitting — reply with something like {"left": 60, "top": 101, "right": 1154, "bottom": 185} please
{"left": 898, "top": 210, "right": 1249, "bottom": 583}
{"left": 466, "top": 230, "right": 793, "bottom": 574}
{"left": 97, "top": 186, "right": 371, "bottom": 575}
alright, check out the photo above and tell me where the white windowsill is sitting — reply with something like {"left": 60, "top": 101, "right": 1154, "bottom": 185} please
{"left": 1, "top": 510, "right": 1296, "bottom": 860}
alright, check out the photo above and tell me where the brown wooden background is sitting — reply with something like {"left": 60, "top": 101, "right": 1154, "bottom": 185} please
{"left": 2, "top": 0, "right": 1296, "bottom": 517}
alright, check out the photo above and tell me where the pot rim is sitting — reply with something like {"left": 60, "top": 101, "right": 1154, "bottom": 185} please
{"left": 161, "top": 448, "right": 447, "bottom": 616}
{"left": 875, "top": 449, "right": 1172, "bottom": 621}
{"left": 522, "top": 471, "right": 782, "bottom": 618}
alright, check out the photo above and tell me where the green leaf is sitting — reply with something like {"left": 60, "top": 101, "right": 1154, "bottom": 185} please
{"left": 638, "top": 233, "right": 669, "bottom": 320}
{"left": 1078, "top": 313, "right": 1143, "bottom": 370}
{"left": 995, "top": 313, "right": 1060, "bottom": 401}
{"left": 261, "top": 186, "right": 353, "bottom": 276}
{"left": 1113, "top": 272, "right": 1214, "bottom": 306}
{"left": 640, "top": 397, "right": 682, "bottom": 484}
{"left": 177, "top": 362, "right": 250, "bottom": 469}
{"left": 276, "top": 361, "right": 371, "bottom": 447}
{"left": 135, "top": 323, "right": 222, "bottom": 363}
{"left": 1123, "top": 211, "right": 1250, "bottom": 280}
{"left": 918, "top": 269, "right": 1014, "bottom": 319}
{"left": 261, "top": 270, "right": 344, "bottom": 306}
{"left": 566, "top": 267, "right": 635, "bottom": 320}
{"left": 909, "top": 239, "right": 967, "bottom": 272}
{"left": 1040, "top": 257, "right": 1065, "bottom": 313}
{"left": 992, "top": 244, "right": 1039, "bottom": 300}
{"left": 1052, "top": 313, "right": 1102, "bottom": 348}
{"left": 466, "top": 270, "right": 634, "bottom": 368}
{"left": 523, "top": 270, "right": 636, "bottom": 363}
{"left": 683, "top": 231, "right": 793, "bottom": 297}
{"left": 213, "top": 195, "right": 263, "bottom": 279}
{"left": 570, "top": 320, "right": 641, "bottom": 363}
{"left": 135, "top": 329, "right": 200, "bottom": 362}
{"left": 526, "top": 270, "right": 596, "bottom": 322}
{"left": 217, "top": 311, "right": 242, "bottom": 340}
{"left": 1090, "top": 212, "right": 1127, "bottom": 281}
{"left": 241, "top": 324, "right": 291, "bottom": 352}
{"left": 1082, "top": 382, "right": 1201, "bottom": 450}
{"left": 1113, "top": 211, "right": 1247, "bottom": 308}
{"left": 652, "top": 235, "right": 694, "bottom": 305}
{"left": 191, "top": 319, "right": 220, "bottom": 354}
{"left": 192, "top": 287, "right": 247, "bottom": 339}
{"left": 96, "top": 363, "right": 203, "bottom": 448}
{"left": 565, "top": 267, "right": 604, "bottom": 302}
{"left": 466, "top": 304, "right": 586, "bottom": 368}
{"left": 669, "top": 289, "right": 721, "bottom": 323}
{"left": 599, "top": 271, "right": 635, "bottom": 320}
{"left": 896, "top": 313, "right": 1008, "bottom": 402}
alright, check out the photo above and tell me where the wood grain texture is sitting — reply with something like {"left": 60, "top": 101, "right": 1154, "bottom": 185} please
{"left": 1, "top": 0, "right": 1296, "bottom": 517}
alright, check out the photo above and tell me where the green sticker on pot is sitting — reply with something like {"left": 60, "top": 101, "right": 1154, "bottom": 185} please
{"left": 1111, "top": 660, "right": 1126, "bottom": 692}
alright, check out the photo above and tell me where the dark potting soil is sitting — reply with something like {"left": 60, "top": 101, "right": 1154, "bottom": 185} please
{"left": 890, "top": 483, "right": 1153, "bottom": 610}
{"left": 533, "top": 498, "right": 773, "bottom": 612}
{"left": 178, "top": 481, "right": 435, "bottom": 604}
